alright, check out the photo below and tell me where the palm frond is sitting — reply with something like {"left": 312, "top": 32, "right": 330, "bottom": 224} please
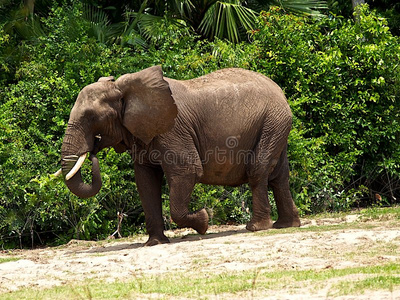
{"left": 83, "top": 4, "right": 122, "bottom": 44}
{"left": 171, "top": 0, "right": 195, "bottom": 18}
{"left": 270, "top": 0, "right": 327, "bottom": 17}
{"left": 137, "top": 14, "right": 167, "bottom": 41}
{"left": 136, "top": 13, "right": 189, "bottom": 42}
{"left": 199, "top": 1, "right": 256, "bottom": 43}
{"left": 122, "top": 30, "right": 149, "bottom": 49}
{"left": 1, "top": 0, "right": 45, "bottom": 39}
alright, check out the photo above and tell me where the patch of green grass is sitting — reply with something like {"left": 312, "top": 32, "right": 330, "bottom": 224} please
{"left": 334, "top": 275, "right": 400, "bottom": 296}
{"left": 302, "top": 210, "right": 351, "bottom": 220}
{"left": 3, "top": 264, "right": 400, "bottom": 299}
{"left": 301, "top": 206, "right": 400, "bottom": 223}
{"left": 0, "top": 257, "right": 19, "bottom": 264}
{"left": 360, "top": 206, "right": 400, "bottom": 221}
{"left": 253, "top": 222, "right": 377, "bottom": 237}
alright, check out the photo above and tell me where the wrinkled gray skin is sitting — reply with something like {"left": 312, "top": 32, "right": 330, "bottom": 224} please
{"left": 61, "top": 66, "right": 300, "bottom": 246}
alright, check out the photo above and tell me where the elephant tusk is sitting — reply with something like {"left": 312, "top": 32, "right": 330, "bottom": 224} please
{"left": 53, "top": 168, "right": 62, "bottom": 177}
{"left": 65, "top": 153, "right": 87, "bottom": 181}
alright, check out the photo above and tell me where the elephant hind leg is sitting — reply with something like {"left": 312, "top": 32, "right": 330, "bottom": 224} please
{"left": 269, "top": 147, "right": 301, "bottom": 228}
{"left": 168, "top": 174, "right": 209, "bottom": 235}
{"left": 245, "top": 120, "right": 290, "bottom": 231}
{"left": 246, "top": 178, "right": 273, "bottom": 231}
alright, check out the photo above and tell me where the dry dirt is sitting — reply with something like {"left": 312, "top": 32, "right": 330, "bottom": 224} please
{"left": 1, "top": 214, "right": 400, "bottom": 299}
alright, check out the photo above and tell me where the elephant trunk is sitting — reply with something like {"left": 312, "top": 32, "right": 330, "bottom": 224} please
{"left": 61, "top": 125, "right": 102, "bottom": 198}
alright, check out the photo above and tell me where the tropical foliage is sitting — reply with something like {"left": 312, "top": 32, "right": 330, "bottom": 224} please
{"left": 0, "top": 2, "right": 399, "bottom": 247}
{"left": 1, "top": 0, "right": 329, "bottom": 44}
{"left": 253, "top": 6, "right": 400, "bottom": 212}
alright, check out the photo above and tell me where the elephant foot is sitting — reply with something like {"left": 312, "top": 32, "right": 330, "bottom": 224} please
{"left": 273, "top": 217, "right": 301, "bottom": 229}
{"left": 144, "top": 234, "right": 170, "bottom": 246}
{"left": 173, "top": 208, "right": 209, "bottom": 235}
{"left": 246, "top": 219, "right": 273, "bottom": 232}
{"left": 191, "top": 208, "right": 209, "bottom": 235}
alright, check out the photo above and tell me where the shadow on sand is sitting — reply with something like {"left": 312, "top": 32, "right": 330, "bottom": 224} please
{"left": 83, "top": 227, "right": 248, "bottom": 254}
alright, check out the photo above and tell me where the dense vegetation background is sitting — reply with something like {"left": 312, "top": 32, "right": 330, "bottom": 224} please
{"left": 0, "top": 0, "right": 399, "bottom": 248}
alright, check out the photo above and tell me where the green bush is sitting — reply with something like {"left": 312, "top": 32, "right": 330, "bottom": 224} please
{"left": 0, "top": 4, "right": 143, "bottom": 247}
{"left": 252, "top": 5, "right": 400, "bottom": 211}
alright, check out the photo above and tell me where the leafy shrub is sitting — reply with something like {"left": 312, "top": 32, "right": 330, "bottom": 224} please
{"left": 253, "top": 5, "right": 400, "bottom": 211}
{"left": 0, "top": 4, "right": 143, "bottom": 247}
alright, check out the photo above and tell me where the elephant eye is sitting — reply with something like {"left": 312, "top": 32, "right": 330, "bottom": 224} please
{"left": 95, "top": 134, "right": 102, "bottom": 141}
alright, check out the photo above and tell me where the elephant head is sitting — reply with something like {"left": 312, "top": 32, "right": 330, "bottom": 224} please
{"left": 61, "top": 66, "right": 178, "bottom": 198}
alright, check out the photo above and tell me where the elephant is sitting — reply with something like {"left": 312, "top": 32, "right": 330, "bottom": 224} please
{"left": 59, "top": 66, "right": 301, "bottom": 246}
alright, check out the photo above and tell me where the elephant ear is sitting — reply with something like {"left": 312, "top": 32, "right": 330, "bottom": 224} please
{"left": 115, "top": 66, "right": 178, "bottom": 144}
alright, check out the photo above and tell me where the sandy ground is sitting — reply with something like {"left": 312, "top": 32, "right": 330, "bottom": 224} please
{"left": 0, "top": 214, "right": 400, "bottom": 299}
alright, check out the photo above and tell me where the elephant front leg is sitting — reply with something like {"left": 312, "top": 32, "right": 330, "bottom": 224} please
{"left": 134, "top": 163, "right": 170, "bottom": 246}
{"left": 168, "top": 175, "right": 209, "bottom": 235}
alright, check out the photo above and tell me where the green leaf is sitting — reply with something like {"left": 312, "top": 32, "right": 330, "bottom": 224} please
{"left": 199, "top": 1, "right": 256, "bottom": 43}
